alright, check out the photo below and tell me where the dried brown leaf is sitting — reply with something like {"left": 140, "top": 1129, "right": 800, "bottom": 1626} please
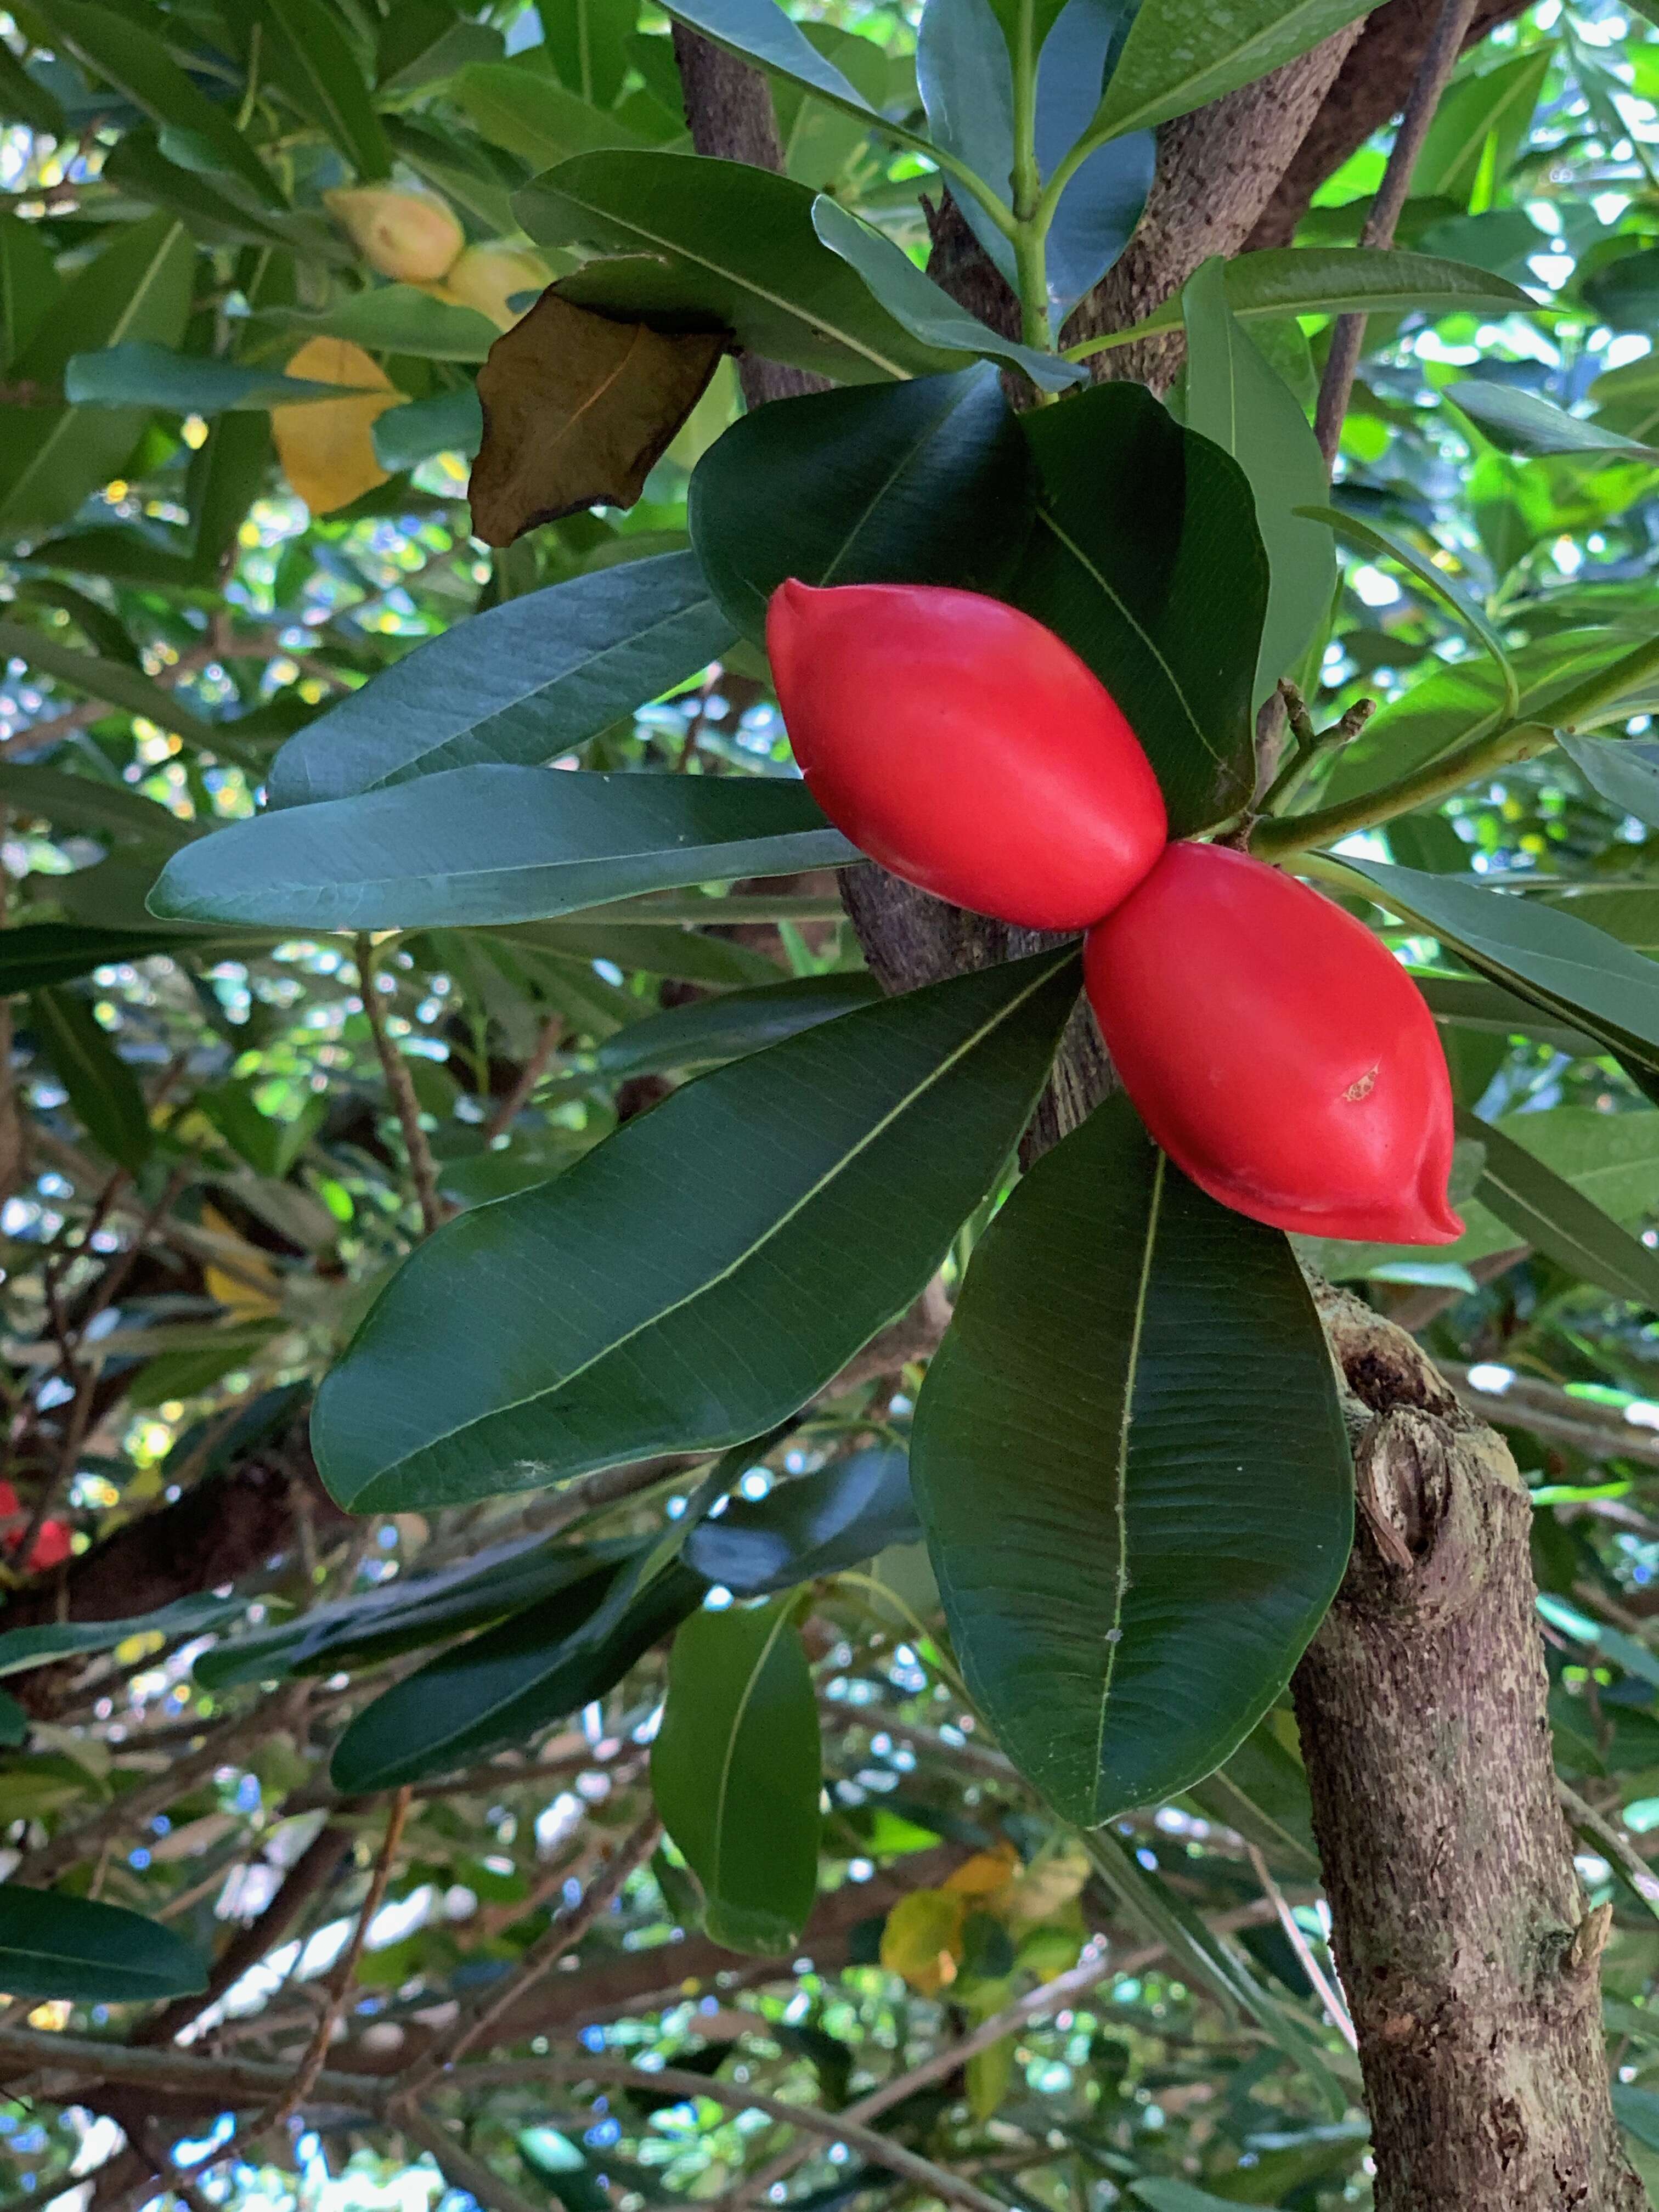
{"left": 469, "top": 290, "right": 727, "bottom": 547}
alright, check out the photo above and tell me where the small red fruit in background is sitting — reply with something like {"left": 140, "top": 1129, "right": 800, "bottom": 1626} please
{"left": 0, "top": 1479, "right": 72, "bottom": 1572}
{"left": 766, "top": 580, "right": 1167, "bottom": 931}
{"left": 1085, "top": 842, "right": 1462, "bottom": 1245}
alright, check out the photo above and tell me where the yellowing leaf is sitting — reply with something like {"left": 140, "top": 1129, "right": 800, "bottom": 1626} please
{"left": 201, "top": 1204, "right": 282, "bottom": 1318}
{"left": 1002, "top": 1837, "right": 1090, "bottom": 1923}
{"left": 469, "top": 291, "right": 725, "bottom": 547}
{"left": 881, "top": 1887, "right": 966, "bottom": 1994}
{"left": 272, "top": 338, "right": 403, "bottom": 516}
{"left": 943, "top": 1842, "right": 1019, "bottom": 1903}
{"left": 966, "top": 2034, "right": 1015, "bottom": 2121}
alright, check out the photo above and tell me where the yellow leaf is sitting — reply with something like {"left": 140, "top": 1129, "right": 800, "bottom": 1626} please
{"left": 469, "top": 291, "right": 725, "bottom": 547}
{"left": 880, "top": 1888, "right": 966, "bottom": 1995}
{"left": 441, "top": 243, "right": 550, "bottom": 331}
{"left": 272, "top": 338, "right": 403, "bottom": 517}
{"left": 943, "top": 1842, "right": 1019, "bottom": 1904}
{"left": 201, "top": 1203, "right": 281, "bottom": 1318}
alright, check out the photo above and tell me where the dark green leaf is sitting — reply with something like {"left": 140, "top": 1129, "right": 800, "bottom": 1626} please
{"left": 911, "top": 1093, "right": 1352, "bottom": 1823}
{"left": 684, "top": 1446, "right": 920, "bottom": 1594}
{"left": 256, "top": 287, "right": 498, "bottom": 362}
{"left": 653, "top": 1595, "right": 821, "bottom": 1954}
{"left": 688, "top": 366, "right": 1036, "bottom": 642}
{"left": 373, "top": 384, "right": 482, "bottom": 471}
{"left": 811, "top": 199, "right": 1083, "bottom": 392}
{"left": 266, "top": 551, "right": 733, "bottom": 804}
{"left": 0, "top": 214, "right": 195, "bottom": 536}
{"left": 0, "top": 616, "right": 216, "bottom": 747}
{"left": 0, "top": 1886, "right": 206, "bottom": 2002}
{"left": 452, "top": 60, "right": 650, "bottom": 165}
{"left": 1331, "top": 857, "right": 1659, "bottom": 1079}
{"left": 253, "top": 0, "right": 393, "bottom": 180}
{"left": 1090, "top": 0, "right": 1373, "bottom": 140}
{"left": 0, "top": 1593, "right": 243, "bottom": 1681}
{"left": 1448, "top": 380, "right": 1657, "bottom": 462}
{"left": 1559, "top": 733, "right": 1659, "bottom": 830}
{"left": 0, "top": 214, "right": 60, "bottom": 371}
{"left": 1011, "top": 381, "right": 1267, "bottom": 833}
{"left": 195, "top": 1534, "right": 636, "bottom": 1690}
{"left": 0, "top": 923, "right": 270, "bottom": 992}
{"left": 1035, "top": 0, "right": 1153, "bottom": 319}
{"left": 594, "top": 973, "right": 883, "bottom": 1078}
{"left": 30, "top": 985, "right": 153, "bottom": 1172}
{"left": 329, "top": 1556, "right": 704, "bottom": 1791}
{"left": 0, "top": 42, "right": 64, "bottom": 135}
{"left": 522, "top": 151, "right": 960, "bottom": 385}
{"left": 149, "top": 768, "right": 857, "bottom": 930}
{"left": 65, "top": 341, "right": 374, "bottom": 414}
{"left": 1582, "top": 245, "right": 1659, "bottom": 331}
{"left": 1457, "top": 1107, "right": 1659, "bottom": 1309}
{"left": 655, "top": 0, "right": 877, "bottom": 125}
{"left": 0, "top": 763, "right": 195, "bottom": 850}
{"left": 313, "top": 949, "right": 1080, "bottom": 1511}
{"left": 1182, "top": 256, "right": 1333, "bottom": 705}
{"left": 29, "top": 0, "right": 286, "bottom": 207}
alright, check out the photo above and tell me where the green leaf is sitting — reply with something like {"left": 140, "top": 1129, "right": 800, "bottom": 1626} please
{"left": 1559, "top": 733, "right": 1659, "bottom": 829}
{"left": 1035, "top": 0, "right": 1154, "bottom": 320}
{"left": 256, "top": 286, "right": 498, "bottom": 363}
{"left": 64, "top": 340, "right": 379, "bottom": 414}
{"left": 253, "top": 0, "right": 393, "bottom": 179}
{"left": 1080, "top": 246, "right": 1534, "bottom": 360}
{"left": 521, "top": 151, "right": 961, "bottom": 385}
{"left": 1182, "top": 256, "right": 1334, "bottom": 707}
{"left": 268, "top": 552, "right": 731, "bottom": 805}
{"left": 1088, "top": 0, "right": 1373, "bottom": 142}
{"left": 912, "top": 1093, "right": 1352, "bottom": 1823}
{"left": 378, "top": 6, "right": 505, "bottom": 92}
{"left": 452, "top": 60, "right": 649, "bottom": 165}
{"left": 30, "top": 986, "right": 153, "bottom": 1173}
{"left": 654, "top": 0, "right": 878, "bottom": 126}
{"left": 652, "top": 1596, "right": 821, "bottom": 1954}
{"left": 0, "top": 922, "right": 269, "bottom": 993}
{"left": 548, "top": 0, "right": 636, "bottom": 104}
{"left": 0, "top": 41, "right": 65, "bottom": 136}
{"left": 0, "top": 1593, "right": 243, "bottom": 1681}
{"left": 1011, "top": 381, "right": 1267, "bottom": 833}
{"left": 1297, "top": 502, "right": 1520, "bottom": 720}
{"left": 1411, "top": 48, "right": 1549, "bottom": 208}
{"left": 1457, "top": 1107, "right": 1659, "bottom": 1309}
{"left": 916, "top": 0, "right": 1017, "bottom": 289}
{"left": 0, "top": 763, "right": 195, "bottom": 850}
{"left": 0, "top": 615, "right": 215, "bottom": 746}
{"left": 330, "top": 1555, "right": 704, "bottom": 1791}
{"left": 29, "top": 0, "right": 286, "bottom": 208}
{"left": 196, "top": 1533, "right": 639, "bottom": 1691}
{"left": 0, "top": 213, "right": 195, "bottom": 536}
{"left": 1330, "top": 857, "right": 1659, "bottom": 1079}
{"left": 594, "top": 974, "right": 882, "bottom": 1079}
{"left": 811, "top": 199, "right": 1082, "bottom": 392}
{"left": 373, "top": 384, "right": 482, "bottom": 472}
{"left": 1448, "top": 380, "right": 1658, "bottom": 463}
{"left": 0, "top": 213, "right": 60, "bottom": 371}
{"left": 149, "top": 768, "right": 856, "bottom": 931}
{"left": 1132, "top": 2183, "right": 1260, "bottom": 2212}
{"left": 684, "top": 1446, "right": 920, "bottom": 1595}
{"left": 688, "top": 366, "right": 1036, "bottom": 643}
{"left": 0, "top": 1886, "right": 207, "bottom": 2002}
{"left": 314, "top": 949, "right": 1080, "bottom": 1511}
{"left": 100, "top": 128, "right": 331, "bottom": 257}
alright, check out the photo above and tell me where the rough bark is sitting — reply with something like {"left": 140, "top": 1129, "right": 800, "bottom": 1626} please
{"left": 1294, "top": 1288, "right": 1646, "bottom": 2211}
{"left": 1247, "top": 0, "right": 1534, "bottom": 251}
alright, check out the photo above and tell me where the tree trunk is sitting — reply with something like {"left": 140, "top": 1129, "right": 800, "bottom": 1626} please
{"left": 669, "top": 25, "right": 1645, "bottom": 2202}
{"left": 1295, "top": 1289, "right": 1647, "bottom": 2210}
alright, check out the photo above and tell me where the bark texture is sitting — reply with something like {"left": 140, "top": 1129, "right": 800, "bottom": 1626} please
{"left": 1248, "top": 0, "right": 1536, "bottom": 251}
{"left": 1295, "top": 1288, "right": 1646, "bottom": 2211}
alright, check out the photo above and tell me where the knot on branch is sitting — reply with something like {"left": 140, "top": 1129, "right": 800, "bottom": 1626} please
{"left": 1344, "top": 1404, "right": 1498, "bottom": 1623}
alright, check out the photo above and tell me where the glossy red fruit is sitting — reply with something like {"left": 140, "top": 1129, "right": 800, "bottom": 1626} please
{"left": 21, "top": 1520, "right": 71, "bottom": 1572}
{"left": 1085, "top": 842, "right": 1462, "bottom": 1245}
{"left": 766, "top": 580, "right": 1167, "bottom": 930}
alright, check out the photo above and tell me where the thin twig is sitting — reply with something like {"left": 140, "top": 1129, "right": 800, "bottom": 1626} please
{"left": 482, "top": 1012, "right": 565, "bottom": 1142}
{"left": 267, "top": 1786, "right": 411, "bottom": 2130}
{"left": 1313, "top": 0, "right": 1484, "bottom": 466}
{"left": 1245, "top": 1842, "right": 1358, "bottom": 2052}
{"left": 356, "top": 935, "right": 446, "bottom": 1238}
{"left": 399, "top": 1809, "right": 661, "bottom": 2094}
{"left": 397, "top": 2103, "right": 548, "bottom": 2212}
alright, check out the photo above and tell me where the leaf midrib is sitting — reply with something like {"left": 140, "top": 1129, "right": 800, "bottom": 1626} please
{"left": 351, "top": 949, "right": 1075, "bottom": 1489}
{"left": 710, "top": 1604, "right": 795, "bottom": 1909}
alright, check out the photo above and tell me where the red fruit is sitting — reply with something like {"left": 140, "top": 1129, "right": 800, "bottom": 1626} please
{"left": 766, "top": 580, "right": 1167, "bottom": 930}
{"left": 0, "top": 1482, "right": 19, "bottom": 1520}
{"left": 1085, "top": 842, "right": 1462, "bottom": 1245}
{"left": 22, "top": 1520, "right": 71, "bottom": 1572}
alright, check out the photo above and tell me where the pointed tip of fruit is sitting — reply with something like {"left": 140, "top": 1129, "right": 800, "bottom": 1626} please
{"left": 765, "top": 579, "right": 815, "bottom": 720}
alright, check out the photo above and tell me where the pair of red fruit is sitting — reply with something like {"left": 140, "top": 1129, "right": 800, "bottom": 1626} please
{"left": 767, "top": 580, "right": 1462, "bottom": 1249}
